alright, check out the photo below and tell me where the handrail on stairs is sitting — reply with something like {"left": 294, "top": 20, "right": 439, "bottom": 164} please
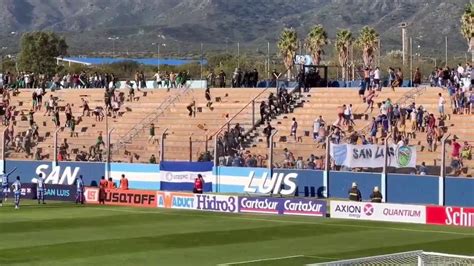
{"left": 112, "top": 85, "right": 192, "bottom": 153}
{"left": 208, "top": 87, "right": 272, "bottom": 140}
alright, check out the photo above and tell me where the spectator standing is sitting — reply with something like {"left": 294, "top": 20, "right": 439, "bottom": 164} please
{"left": 290, "top": 117, "right": 298, "bottom": 141}
{"left": 193, "top": 174, "right": 204, "bottom": 194}
{"left": 438, "top": 93, "right": 446, "bottom": 117}
{"left": 148, "top": 123, "right": 157, "bottom": 144}
{"left": 374, "top": 67, "right": 381, "bottom": 90}
{"left": 263, "top": 122, "right": 274, "bottom": 148}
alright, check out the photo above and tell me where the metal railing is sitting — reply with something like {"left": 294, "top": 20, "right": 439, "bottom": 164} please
{"left": 208, "top": 86, "right": 272, "bottom": 141}
{"left": 111, "top": 85, "right": 192, "bottom": 153}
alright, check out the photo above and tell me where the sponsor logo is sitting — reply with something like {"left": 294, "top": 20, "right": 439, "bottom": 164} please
{"left": 35, "top": 164, "right": 80, "bottom": 185}
{"left": 161, "top": 171, "right": 208, "bottom": 183}
{"left": 85, "top": 187, "right": 99, "bottom": 203}
{"left": 426, "top": 206, "right": 474, "bottom": 227}
{"left": 20, "top": 187, "right": 33, "bottom": 196}
{"left": 157, "top": 192, "right": 195, "bottom": 209}
{"left": 103, "top": 189, "right": 156, "bottom": 208}
{"left": 334, "top": 204, "right": 362, "bottom": 218}
{"left": 243, "top": 171, "right": 297, "bottom": 196}
{"left": 196, "top": 194, "right": 237, "bottom": 213}
{"left": 45, "top": 188, "right": 71, "bottom": 197}
{"left": 239, "top": 197, "right": 280, "bottom": 214}
{"left": 364, "top": 204, "right": 374, "bottom": 216}
{"left": 382, "top": 208, "right": 421, "bottom": 217}
{"left": 331, "top": 201, "right": 425, "bottom": 224}
{"left": 283, "top": 199, "right": 325, "bottom": 216}
{"left": 396, "top": 145, "right": 412, "bottom": 167}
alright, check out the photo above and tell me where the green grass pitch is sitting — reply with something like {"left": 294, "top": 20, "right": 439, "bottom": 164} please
{"left": 0, "top": 200, "right": 472, "bottom": 266}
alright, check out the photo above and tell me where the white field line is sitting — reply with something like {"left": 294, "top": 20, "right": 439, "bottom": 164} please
{"left": 216, "top": 254, "right": 304, "bottom": 265}
{"left": 89, "top": 207, "right": 474, "bottom": 237}
{"left": 216, "top": 255, "right": 339, "bottom": 265}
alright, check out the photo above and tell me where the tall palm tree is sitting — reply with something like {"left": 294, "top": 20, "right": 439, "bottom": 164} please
{"left": 461, "top": 3, "right": 473, "bottom": 62}
{"left": 305, "top": 25, "right": 328, "bottom": 65}
{"left": 277, "top": 27, "right": 298, "bottom": 80}
{"left": 357, "top": 26, "right": 379, "bottom": 67}
{"left": 335, "top": 29, "right": 353, "bottom": 81}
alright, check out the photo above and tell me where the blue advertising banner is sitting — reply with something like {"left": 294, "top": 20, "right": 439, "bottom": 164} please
{"left": 238, "top": 196, "right": 327, "bottom": 217}
{"left": 5, "top": 160, "right": 105, "bottom": 186}
{"left": 159, "top": 161, "right": 213, "bottom": 192}
{"left": 2, "top": 183, "right": 77, "bottom": 201}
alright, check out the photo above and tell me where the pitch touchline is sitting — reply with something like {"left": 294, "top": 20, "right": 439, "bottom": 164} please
{"left": 89, "top": 207, "right": 474, "bottom": 236}
{"left": 217, "top": 255, "right": 305, "bottom": 265}
{"left": 217, "top": 255, "right": 339, "bottom": 265}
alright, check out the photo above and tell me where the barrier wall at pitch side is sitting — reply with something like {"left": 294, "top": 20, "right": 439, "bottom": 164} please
{"left": 2, "top": 161, "right": 472, "bottom": 207}
{"left": 214, "top": 167, "right": 474, "bottom": 207}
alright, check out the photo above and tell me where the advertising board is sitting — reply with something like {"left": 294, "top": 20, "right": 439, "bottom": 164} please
{"left": 330, "top": 200, "right": 425, "bottom": 224}
{"left": 102, "top": 189, "right": 157, "bottom": 208}
{"left": 84, "top": 187, "right": 99, "bottom": 203}
{"left": 156, "top": 191, "right": 196, "bottom": 210}
{"left": 3, "top": 183, "right": 76, "bottom": 201}
{"left": 195, "top": 194, "right": 238, "bottom": 213}
{"left": 238, "top": 197, "right": 327, "bottom": 217}
{"left": 426, "top": 206, "right": 474, "bottom": 227}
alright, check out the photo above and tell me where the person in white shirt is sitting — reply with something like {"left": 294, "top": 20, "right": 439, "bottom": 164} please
{"left": 374, "top": 67, "right": 381, "bottom": 90}
{"left": 457, "top": 63, "right": 465, "bottom": 77}
{"left": 313, "top": 116, "right": 325, "bottom": 140}
{"left": 153, "top": 71, "right": 162, "bottom": 88}
{"left": 290, "top": 117, "right": 298, "bottom": 141}
{"left": 438, "top": 93, "right": 446, "bottom": 116}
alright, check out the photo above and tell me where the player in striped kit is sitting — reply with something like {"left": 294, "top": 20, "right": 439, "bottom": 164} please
{"left": 75, "top": 175, "right": 85, "bottom": 205}
{"left": 11, "top": 176, "right": 21, "bottom": 209}
{"left": 0, "top": 168, "right": 17, "bottom": 207}
{"left": 36, "top": 173, "right": 46, "bottom": 204}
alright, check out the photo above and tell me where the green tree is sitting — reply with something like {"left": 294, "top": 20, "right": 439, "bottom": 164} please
{"left": 277, "top": 27, "right": 298, "bottom": 80}
{"left": 357, "top": 26, "right": 379, "bottom": 67}
{"left": 305, "top": 25, "right": 328, "bottom": 65}
{"left": 18, "top": 32, "right": 68, "bottom": 75}
{"left": 461, "top": 3, "right": 473, "bottom": 62}
{"left": 335, "top": 29, "right": 353, "bottom": 81}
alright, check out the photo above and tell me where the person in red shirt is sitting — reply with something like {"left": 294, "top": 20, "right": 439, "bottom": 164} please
{"left": 451, "top": 138, "right": 461, "bottom": 159}
{"left": 99, "top": 176, "right": 107, "bottom": 204}
{"left": 107, "top": 177, "right": 116, "bottom": 189}
{"left": 193, "top": 174, "right": 204, "bottom": 194}
{"left": 119, "top": 174, "right": 129, "bottom": 190}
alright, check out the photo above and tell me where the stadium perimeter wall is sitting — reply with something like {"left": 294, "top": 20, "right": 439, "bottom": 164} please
{"left": 1, "top": 160, "right": 472, "bottom": 207}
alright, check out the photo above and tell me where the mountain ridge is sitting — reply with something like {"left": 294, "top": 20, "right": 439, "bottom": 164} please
{"left": 0, "top": 0, "right": 470, "bottom": 56}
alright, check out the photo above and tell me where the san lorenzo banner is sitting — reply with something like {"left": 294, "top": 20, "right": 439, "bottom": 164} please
{"left": 330, "top": 200, "right": 426, "bottom": 224}
{"left": 330, "top": 144, "right": 417, "bottom": 168}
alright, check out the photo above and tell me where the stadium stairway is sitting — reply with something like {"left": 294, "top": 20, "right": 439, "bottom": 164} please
{"left": 112, "top": 88, "right": 274, "bottom": 162}
{"left": 245, "top": 87, "right": 474, "bottom": 176}
{"left": 2, "top": 88, "right": 178, "bottom": 160}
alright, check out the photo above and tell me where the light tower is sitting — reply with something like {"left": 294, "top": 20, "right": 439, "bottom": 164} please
{"left": 399, "top": 22, "right": 408, "bottom": 66}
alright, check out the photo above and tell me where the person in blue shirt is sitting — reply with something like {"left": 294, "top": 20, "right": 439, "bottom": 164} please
{"left": 75, "top": 175, "right": 85, "bottom": 205}
{"left": 11, "top": 176, "right": 21, "bottom": 209}
{"left": 36, "top": 173, "right": 46, "bottom": 204}
{"left": 0, "top": 168, "right": 16, "bottom": 207}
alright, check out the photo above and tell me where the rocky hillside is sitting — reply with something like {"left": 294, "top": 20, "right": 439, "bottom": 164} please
{"left": 0, "top": 0, "right": 470, "bottom": 56}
